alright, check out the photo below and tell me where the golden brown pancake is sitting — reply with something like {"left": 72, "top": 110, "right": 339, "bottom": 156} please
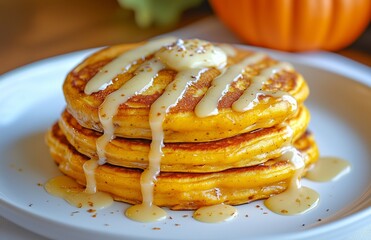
{"left": 45, "top": 38, "right": 319, "bottom": 214}
{"left": 63, "top": 42, "right": 309, "bottom": 142}
{"left": 46, "top": 123, "right": 319, "bottom": 210}
{"left": 58, "top": 105, "right": 310, "bottom": 172}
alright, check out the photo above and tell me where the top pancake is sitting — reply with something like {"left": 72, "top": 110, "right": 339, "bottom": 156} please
{"left": 63, "top": 39, "right": 309, "bottom": 142}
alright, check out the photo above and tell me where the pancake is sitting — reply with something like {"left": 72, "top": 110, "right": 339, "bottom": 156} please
{"left": 63, "top": 39, "right": 309, "bottom": 142}
{"left": 46, "top": 122, "right": 319, "bottom": 210}
{"left": 58, "top": 105, "right": 310, "bottom": 172}
{"left": 45, "top": 38, "right": 320, "bottom": 218}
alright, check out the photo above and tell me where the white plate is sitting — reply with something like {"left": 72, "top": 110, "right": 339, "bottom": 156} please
{"left": 0, "top": 47, "right": 370, "bottom": 240}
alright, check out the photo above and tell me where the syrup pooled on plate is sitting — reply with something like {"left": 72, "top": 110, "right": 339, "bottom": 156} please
{"left": 305, "top": 157, "right": 351, "bottom": 182}
{"left": 264, "top": 147, "right": 319, "bottom": 215}
{"left": 193, "top": 204, "right": 238, "bottom": 223}
{"left": 45, "top": 176, "right": 113, "bottom": 210}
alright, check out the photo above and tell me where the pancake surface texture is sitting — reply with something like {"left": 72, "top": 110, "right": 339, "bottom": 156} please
{"left": 46, "top": 124, "right": 318, "bottom": 210}
{"left": 63, "top": 39, "right": 308, "bottom": 142}
{"left": 59, "top": 106, "right": 310, "bottom": 172}
{"left": 45, "top": 37, "right": 318, "bottom": 216}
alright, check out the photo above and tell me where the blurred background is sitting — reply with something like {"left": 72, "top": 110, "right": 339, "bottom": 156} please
{"left": 0, "top": 0, "right": 370, "bottom": 74}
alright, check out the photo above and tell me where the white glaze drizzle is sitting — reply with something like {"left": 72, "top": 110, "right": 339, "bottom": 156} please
{"left": 83, "top": 159, "right": 99, "bottom": 194}
{"left": 155, "top": 39, "right": 227, "bottom": 71}
{"left": 143, "top": 68, "right": 207, "bottom": 201}
{"left": 232, "top": 62, "right": 297, "bottom": 112}
{"left": 126, "top": 68, "right": 208, "bottom": 221}
{"left": 84, "top": 37, "right": 177, "bottom": 94}
{"left": 97, "top": 58, "right": 165, "bottom": 165}
{"left": 195, "top": 53, "right": 266, "bottom": 117}
{"left": 122, "top": 39, "right": 225, "bottom": 222}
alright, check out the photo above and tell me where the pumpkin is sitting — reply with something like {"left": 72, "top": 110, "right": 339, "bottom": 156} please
{"left": 210, "top": 0, "right": 370, "bottom": 51}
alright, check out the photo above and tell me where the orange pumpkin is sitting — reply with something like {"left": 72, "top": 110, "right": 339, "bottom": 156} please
{"left": 210, "top": 0, "right": 370, "bottom": 51}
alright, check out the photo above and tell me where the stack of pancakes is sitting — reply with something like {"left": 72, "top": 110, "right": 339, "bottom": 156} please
{"left": 46, "top": 38, "right": 318, "bottom": 210}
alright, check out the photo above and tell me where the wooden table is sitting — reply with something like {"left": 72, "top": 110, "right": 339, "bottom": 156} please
{"left": 0, "top": 0, "right": 370, "bottom": 75}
